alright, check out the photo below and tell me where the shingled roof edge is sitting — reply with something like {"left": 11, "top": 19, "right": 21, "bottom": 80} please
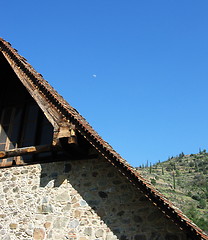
{"left": 0, "top": 38, "right": 207, "bottom": 240}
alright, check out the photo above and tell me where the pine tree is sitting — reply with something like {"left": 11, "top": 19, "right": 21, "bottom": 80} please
{"left": 146, "top": 160, "right": 149, "bottom": 168}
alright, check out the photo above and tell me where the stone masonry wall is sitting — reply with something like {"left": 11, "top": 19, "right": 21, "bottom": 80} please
{"left": 0, "top": 157, "right": 189, "bottom": 240}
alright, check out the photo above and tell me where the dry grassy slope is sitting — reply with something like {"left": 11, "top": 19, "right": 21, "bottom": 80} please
{"left": 136, "top": 151, "right": 208, "bottom": 233}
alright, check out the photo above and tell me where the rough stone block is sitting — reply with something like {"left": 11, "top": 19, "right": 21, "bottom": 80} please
{"left": 33, "top": 228, "right": 45, "bottom": 240}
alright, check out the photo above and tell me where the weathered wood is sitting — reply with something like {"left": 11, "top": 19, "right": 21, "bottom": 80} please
{"left": 0, "top": 144, "right": 59, "bottom": 159}
{"left": 57, "top": 126, "right": 71, "bottom": 138}
{"left": 1, "top": 51, "right": 64, "bottom": 129}
{"left": 57, "top": 125, "right": 77, "bottom": 144}
{"left": 68, "top": 135, "right": 77, "bottom": 144}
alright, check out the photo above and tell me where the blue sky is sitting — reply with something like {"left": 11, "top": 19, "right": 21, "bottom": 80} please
{"left": 1, "top": 1, "right": 208, "bottom": 166}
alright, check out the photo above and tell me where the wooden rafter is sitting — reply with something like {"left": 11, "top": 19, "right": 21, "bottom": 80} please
{"left": 0, "top": 144, "right": 60, "bottom": 159}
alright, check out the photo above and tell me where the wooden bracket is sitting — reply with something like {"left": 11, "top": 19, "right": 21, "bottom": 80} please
{"left": 54, "top": 124, "right": 77, "bottom": 145}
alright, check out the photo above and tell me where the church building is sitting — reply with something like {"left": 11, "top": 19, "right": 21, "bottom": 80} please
{"left": 0, "top": 38, "right": 207, "bottom": 240}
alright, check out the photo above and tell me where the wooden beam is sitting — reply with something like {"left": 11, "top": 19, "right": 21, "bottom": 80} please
{"left": 0, "top": 144, "right": 60, "bottom": 159}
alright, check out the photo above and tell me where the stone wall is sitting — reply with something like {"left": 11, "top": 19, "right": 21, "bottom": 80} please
{"left": 0, "top": 157, "right": 189, "bottom": 240}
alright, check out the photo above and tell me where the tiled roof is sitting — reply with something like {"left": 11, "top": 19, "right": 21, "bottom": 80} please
{"left": 0, "top": 38, "right": 207, "bottom": 240}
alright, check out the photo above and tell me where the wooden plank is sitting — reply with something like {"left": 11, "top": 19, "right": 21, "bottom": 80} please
{"left": 0, "top": 144, "right": 60, "bottom": 159}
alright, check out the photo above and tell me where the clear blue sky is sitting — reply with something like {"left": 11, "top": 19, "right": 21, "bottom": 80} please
{"left": 1, "top": 1, "right": 208, "bottom": 166}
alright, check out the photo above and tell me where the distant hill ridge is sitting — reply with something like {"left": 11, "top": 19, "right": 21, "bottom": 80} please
{"left": 136, "top": 150, "right": 208, "bottom": 233}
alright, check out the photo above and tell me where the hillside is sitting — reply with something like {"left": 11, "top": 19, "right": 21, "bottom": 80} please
{"left": 136, "top": 150, "right": 208, "bottom": 233}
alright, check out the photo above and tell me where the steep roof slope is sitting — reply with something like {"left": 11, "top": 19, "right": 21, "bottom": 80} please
{"left": 0, "top": 38, "right": 207, "bottom": 240}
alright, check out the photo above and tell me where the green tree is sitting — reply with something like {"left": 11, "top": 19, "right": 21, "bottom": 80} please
{"left": 189, "top": 161, "right": 194, "bottom": 167}
{"left": 150, "top": 178, "right": 156, "bottom": 186}
{"left": 179, "top": 152, "right": 184, "bottom": 158}
{"left": 196, "top": 218, "right": 208, "bottom": 232}
{"left": 186, "top": 205, "right": 198, "bottom": 222}
{"left": 198, "top": 199, "right": 206, "bottom": 209}
{"left": 176, "top": 169, "right": 180, "bottom": 177}
{"left": 150, "top": 162, "right": 152, "bottom": 174}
